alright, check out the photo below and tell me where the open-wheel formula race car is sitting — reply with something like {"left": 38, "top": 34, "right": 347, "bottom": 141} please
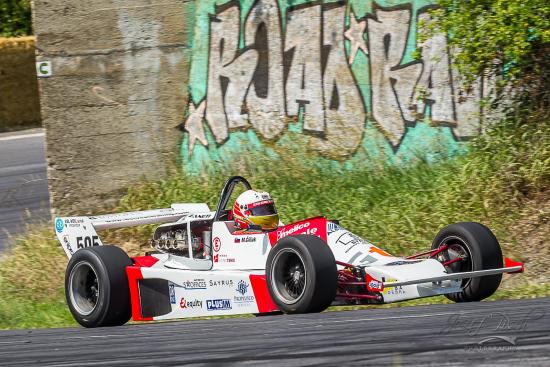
{"left": 55, "top": 176, "right": 524, "bottom": 327}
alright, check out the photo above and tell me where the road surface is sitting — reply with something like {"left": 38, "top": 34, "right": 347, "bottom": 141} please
{"left": 0, "top": 129, "right": 50, "bottom": 252}
{"left": 0, "top": 297, "right": 548, "bottom": 366}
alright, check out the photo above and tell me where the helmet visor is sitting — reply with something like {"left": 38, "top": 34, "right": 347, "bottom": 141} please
{"left": 249, "top": 203, "right": 277, "bottom": 216}
{"left": 249, "top": 214, "right": 279, "bottom": 230}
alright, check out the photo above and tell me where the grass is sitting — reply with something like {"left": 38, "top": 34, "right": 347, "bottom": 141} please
{"left": 1, "top": 114, "right": 549, "bottom": 329}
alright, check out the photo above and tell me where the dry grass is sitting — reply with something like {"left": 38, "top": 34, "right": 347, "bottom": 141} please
{"left": 0, "top": 36, "right": 34, "bottom": 52}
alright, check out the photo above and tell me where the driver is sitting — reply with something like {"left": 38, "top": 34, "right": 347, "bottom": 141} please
{"left": 233, "top": 190, "right": 279, "bottom": 231}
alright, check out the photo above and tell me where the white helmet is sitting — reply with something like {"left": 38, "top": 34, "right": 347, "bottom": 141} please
{"left": 232, "top": 190, "right": 279, "bottom": 231}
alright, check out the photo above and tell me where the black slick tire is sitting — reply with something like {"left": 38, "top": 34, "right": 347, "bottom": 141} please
{"left": 65, "top": 245, "right": 132, "bottom": 327}
{"left": 431, "top": 222, "right": 503, "bottom": 302}
{"left": 266, "top": 234, "right": 337, "bottom": 313}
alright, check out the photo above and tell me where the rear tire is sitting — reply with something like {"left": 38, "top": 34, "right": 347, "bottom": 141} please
{"left": 65, "top": 245, "right": 132, "bottom": 327}
{"left": 266, "top": 235, "right": 337, "bottom": 313}
{"left": 431, "top": 222, "right": 503, "bottom": 302}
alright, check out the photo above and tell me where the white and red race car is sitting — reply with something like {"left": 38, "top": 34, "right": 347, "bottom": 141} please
{"left": 56, "top": 176, "right": 524, "bottom": 327}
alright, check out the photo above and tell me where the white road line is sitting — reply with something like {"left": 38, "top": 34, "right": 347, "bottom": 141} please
{"left": 0, "top": 132, "right": 45, "bottom": 142}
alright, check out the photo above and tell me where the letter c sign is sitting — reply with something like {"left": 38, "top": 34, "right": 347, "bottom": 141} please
{"left": 36, "top": 61, "right": 52, "bottom": 77}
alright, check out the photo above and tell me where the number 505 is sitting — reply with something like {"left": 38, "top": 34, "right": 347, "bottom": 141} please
{"left": 76, "top": 236, "right": 100, "bottom": 249}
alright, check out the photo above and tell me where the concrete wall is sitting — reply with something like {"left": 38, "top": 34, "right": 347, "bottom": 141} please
{"left": 0, "top": 37, "right": 41, "bottom": 131}
{"left": 35, "top": 0, "right": 487, "bottom": 213}
{"left": 33, "top": 0, "right": 194, "bottom": 214}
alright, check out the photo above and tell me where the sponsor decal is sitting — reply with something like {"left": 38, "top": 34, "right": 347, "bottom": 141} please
{"left": 213, "top": 237, "right": 221, "bottom": 252}
{"left": 206, "top": 299, "right": 232, "bottom": 311}
{"left": 366, "top": 274, "right": 384, "bottom": 292}
{"left": 169, "top": 283, "right": 176, "bottom": 304}
{"left": 182, "top": 278, "right": 207, "bottom": 290}
{"left": 234, "top": 280, "right": 255, "bottom": 306}
{"left": 276, "top": 222, "right": 316, "bottom": 240}
{"left": 248, "top": 199, "right": 272, "bottom": 209}
{"left": 235, "top": 236, "right": 256, "bottom": 244}
{"left": 385, "top": 286, "right": 405, "bottom": 296}
{"left": 214, "top": 254, "right": 236, "bottom": 263}
{"left": 209, "top": 279, "right": 234, "bottom": 287}
{"left": 236, "top": 280, "right": 249, "bottom": 295}
{"left": 268, "top": 218, "right": 327, "bottom": 244}
{"left": 327, "top": 222, "right": 341, "bottom": 235}
{"left": 189, "top": 214, "right": 212, "bottom": 219}
{"left": 383, "top": 278, "right": 405, "bottom": 296}
{"left": 180, "top": 298, "right": 203, "bottom": 309}
{"left": 62, "top": 235, "right": 74, "bottom": 255}
{"left": 55, "top": 218, "right": 64, "bottom": 233}
{"left": 64, "top": 218, "right": 85, "bottom": 228}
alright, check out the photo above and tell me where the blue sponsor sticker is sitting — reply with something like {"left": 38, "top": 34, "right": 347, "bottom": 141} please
{"left": 55, "top": 218, "right": 64, "bottom": 233}
{"left": 206, "top": 299, "right": 232, "bottom": 311}
{"left": 236, "top": 280, "right": 249, "bottom": 295}
{"left": 182, "top": 279, "right": 207, "bottom": 290}
{"left": 169, "top": 283, "right": 176, "bottom": 304}
{"left": 327, "top": 222, "right": 341, "bottom": 235}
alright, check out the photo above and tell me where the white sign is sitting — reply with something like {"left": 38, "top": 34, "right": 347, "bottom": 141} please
{"left": 36, "top": 61, "right": 52, "bottom": 78}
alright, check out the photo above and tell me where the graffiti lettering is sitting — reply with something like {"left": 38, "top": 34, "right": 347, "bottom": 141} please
{"left": 285, "top": 5, "right": 324, "bottom": 133}
{"left": 183, "top": 1, "right": 484, "bottom": 162}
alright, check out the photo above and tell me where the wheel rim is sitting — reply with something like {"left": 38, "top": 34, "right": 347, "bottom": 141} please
{"left": 436, "top": 236, "right": 473, "bottom": 286}
{"left": 69, "top": 261, "right": 100, "bottom": 316}
{"left": 271, "top": 248, "right": 307, "bottom": 305}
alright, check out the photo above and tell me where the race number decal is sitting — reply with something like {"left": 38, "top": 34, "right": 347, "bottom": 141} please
{"left": 76, "top": 235, "right": 100, "bottom": 249}
{"left": 55, "top": 217, "right": 103, "bottom": 258}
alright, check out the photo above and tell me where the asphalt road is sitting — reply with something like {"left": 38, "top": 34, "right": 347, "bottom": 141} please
{"left": 0, "top": 129, "right": 50, "bottom": 252}
{"left": 0, "top": 297, "right": 548, "bottom": 366}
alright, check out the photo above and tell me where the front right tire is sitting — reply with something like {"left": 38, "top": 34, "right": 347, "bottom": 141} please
{"left": 431, "top": 222, "right": 503, "bottom": 302}
{"left": 65, "top": 245, "right": 132, "bottom": 327}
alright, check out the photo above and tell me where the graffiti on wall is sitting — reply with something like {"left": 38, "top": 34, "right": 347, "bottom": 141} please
{"left": 182, "top": 0, "right": 485, "bottom": 168}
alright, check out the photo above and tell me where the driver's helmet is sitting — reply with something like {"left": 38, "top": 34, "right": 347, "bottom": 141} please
{"left": 233, "top": 190, "right": 279, "bottom": 231}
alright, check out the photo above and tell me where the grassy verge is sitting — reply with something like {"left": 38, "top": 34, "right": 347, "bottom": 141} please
{"left": 1, "top": 116, "right": 549, "bottom": 329}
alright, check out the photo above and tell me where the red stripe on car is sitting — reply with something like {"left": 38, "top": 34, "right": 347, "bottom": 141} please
{"left": 268, "top": 217, "right": 328, "bottom": 246}
{"left": 126, "top": 266, "right": 153, "bottom": 321}
{"left": 249, "top": 274, "right": 279, "bottom": 313}
{"left": 132, "top": 255, "right": 159, "bottom": 268}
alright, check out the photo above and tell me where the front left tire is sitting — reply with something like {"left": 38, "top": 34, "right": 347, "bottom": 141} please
{"left": 65, "top": 245, "right": 132, "bottom": 327}
{"left": 266, "top": 235, "right": 337, "bottom": 313}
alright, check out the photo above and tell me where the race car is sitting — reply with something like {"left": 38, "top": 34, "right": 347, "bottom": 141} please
{"left": 55, "top": 176, "right": 524, "bottom": 328}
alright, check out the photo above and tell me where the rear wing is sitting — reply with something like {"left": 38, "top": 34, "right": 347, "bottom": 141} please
{"left": 55, "top": 203, "right": 210, "bottom": 258}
